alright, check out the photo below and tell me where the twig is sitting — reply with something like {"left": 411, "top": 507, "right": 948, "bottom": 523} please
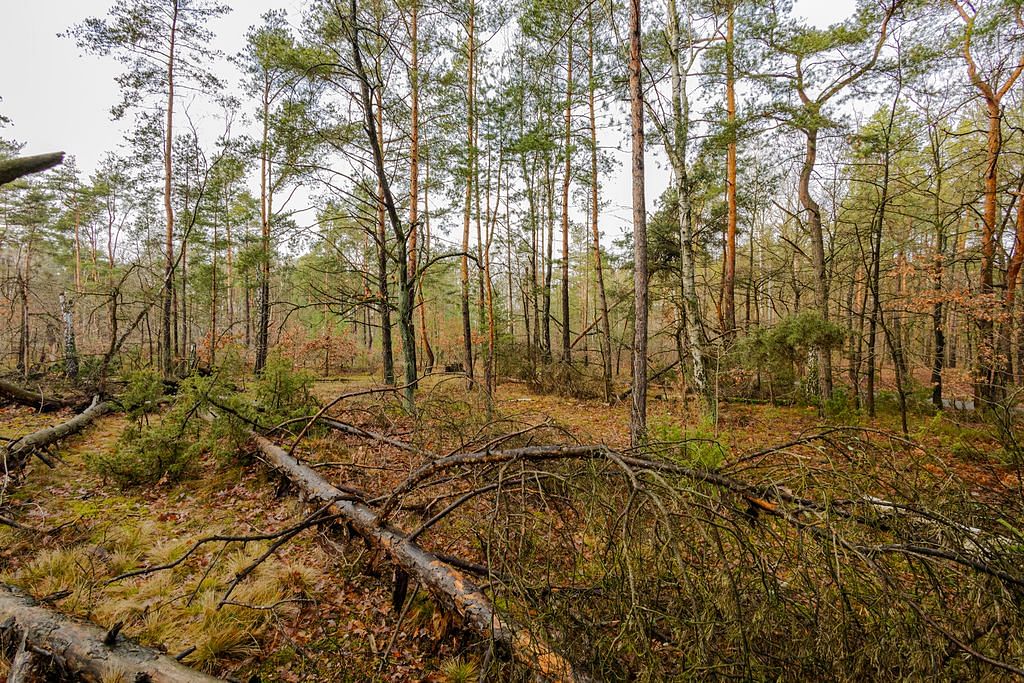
{"left": 108, "top": 504, "right": 341, "bottom": 584}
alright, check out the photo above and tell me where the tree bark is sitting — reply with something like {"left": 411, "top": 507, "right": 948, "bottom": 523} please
{"left": 419, "top": 155, "right": 435, "bottom": 374}
{"left": 543, "top": 158, "right": 554, "bottom": 361}
{"left": 588, "top": 7, "right": 613, "bottom": 402}
{"left": 461, "top": 3, "right": 476, "bottom": 385}
{"left": 951, "top": 1, "right": 1024, "bottom": 404}
{"left": 722, "top": 2, "right": 737, "bottom": 339}
{"left": 628, "top": 0, "right": 648, "bottom": 447}
{"left": 798, "top": 125, "right": 834, "bottom": 403}
{"left": 0, "top": 152, "right": 64, "bottom": 187}
{"left": 0, "top": 583, "right": 219, "bottom": 683}
{"left": 60, "top": 291, "right": 78, "bottom": 380}
{"left": 667, "top": 0, "right": 711, "bottom": 410}
{"left": 929, "top": 125, "right": 947, "bottom": 410}
{"left": 350, "top": 0, "right": 417, "bottom": 410}
{"left": 161, "top": 1, "right": 179, "bottom": 378}
{"left": 560, "top": 31, "right": 574, "bottom": 364}
{"left": 375, "top": 87, "right": 396, "bottom": 386}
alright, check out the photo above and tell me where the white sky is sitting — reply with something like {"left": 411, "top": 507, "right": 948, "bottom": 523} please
{"left": 1, "top": 0, "right": 855, "bottom": 241}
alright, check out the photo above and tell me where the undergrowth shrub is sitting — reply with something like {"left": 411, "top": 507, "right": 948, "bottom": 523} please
{"left": 528, "top": 361, "right": 606, "bottom": 400}
{"left": 120, "top": 368, "right": 165, "bottom": 418}
{"left": 92, "top": 354, "right": 322, "bottom": 486}
{"left": 824, "top": 387, "right": 858, "bottom": 422}
{"left": 736, "top": 312, "right": 845, "bottom": 403}
{"left": 91, "top": 373, "right": 236, "bottom": 485}
{"left": 648, "top": 415, "right": 727, "bottom": 468}
{"left": 253, "top": 353, "right": 318, "bottom": 421}
{"left": 89, "top": 414, "right": 200, "bottom": 486}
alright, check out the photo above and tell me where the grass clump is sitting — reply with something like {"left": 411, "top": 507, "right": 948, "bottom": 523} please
{"left": 439, "top": 657, "right": 480, "bottom": 683}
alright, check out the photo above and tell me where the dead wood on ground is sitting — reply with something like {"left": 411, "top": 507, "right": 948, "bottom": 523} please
{"left": 0, "top": 583, "right": 220, "bottom": 683}
{"left": 5, "top": 396, "right": 110, "bottom": 472}
{"left": 248, "top": 430, "right": 594, "bottom": 683}
{"left": 0, "top": 379, "right": 82, "bottom": 413}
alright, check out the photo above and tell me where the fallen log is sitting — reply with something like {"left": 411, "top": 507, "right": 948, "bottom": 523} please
{"left": 0, "top": 583, "right": 220, "bottom": 682}
{"left": 0, "top": 378, "right": 78, "bottom": 413}
{"left": 249, "top": 432, "right": 593, "bottom": 683}
{"left": 6, "top": 396, "right": 110, "bottom": 470}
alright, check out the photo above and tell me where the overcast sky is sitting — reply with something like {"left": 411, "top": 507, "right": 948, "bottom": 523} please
{"left": 1, "top": 0, "right": 855, "bottom": 239}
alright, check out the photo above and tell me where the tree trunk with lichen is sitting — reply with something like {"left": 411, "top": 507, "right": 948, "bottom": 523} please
{"left": 0, "top": 583, "right": 218, "bottom": 683}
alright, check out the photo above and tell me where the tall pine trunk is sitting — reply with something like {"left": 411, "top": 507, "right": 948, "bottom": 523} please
{"left": 375, "top": 87, "right": 396, "bottom": 386}
{"left": 722, "top": 3, "right": 737, "bottom": 339}
{"left": 560, "top": 32, "right": 573, "bottom": 364}
{"left": 160, "top": 1, "right": 179, "bottom": 377}
{"left": 460, "top": 3, "right": 476, "bottom": 384}
{"left": 628, "top": 0, "right": 648, "bottom": 447}
{"left": 588, "top": 7, "right": 613, "bottom": 400}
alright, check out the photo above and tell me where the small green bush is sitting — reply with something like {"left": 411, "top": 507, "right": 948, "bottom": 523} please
{"left": 89, "top": 420, "right": 198, "bottom": 486}
{"left": 120, "top": 369, "right": 165, "bottom": 418}
{"left": 824, "top": 387, "right": 858, "bottom": 422}
{"left": 648, "top": 415, "right": 726, "bottom": 469}
{"left": 254, "top": 354, "right": 318, "bottom": 421}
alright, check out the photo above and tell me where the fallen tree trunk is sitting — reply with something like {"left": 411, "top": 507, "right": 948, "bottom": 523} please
{"left": 249, "top": 432, "right": 593, "bottom": 683}
{"left": 0, "top": 379, "right": 79, "bottom": 413}
{"left": 6, "top": 396, "right": 110, "bottom": 470}
{"left": 0, "top": 583, "right": 220, "bottom": 683}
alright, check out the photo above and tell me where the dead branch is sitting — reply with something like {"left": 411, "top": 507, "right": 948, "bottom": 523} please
{"left": 372, "top": 443, "right": 1024, "bottom": 592}
{"left": 0, "top": 152, "right": 64, "bottom": 186}
{"left": 0, "top": 378, "right": 81, "bottom": 413}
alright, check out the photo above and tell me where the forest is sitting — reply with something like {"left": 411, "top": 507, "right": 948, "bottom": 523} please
{"left": 1, "top": 0, "right": 1024, "bottom": 680}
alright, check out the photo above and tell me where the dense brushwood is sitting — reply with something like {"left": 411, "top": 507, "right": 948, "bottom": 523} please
{"left": 248, "top": 431, "right": 594, "bottom": 683}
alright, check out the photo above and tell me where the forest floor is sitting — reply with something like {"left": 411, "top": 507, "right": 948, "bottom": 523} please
{"left": 1, "top": 372, "right": 1020, "bottom": 681}
{"left": 0, "top": 396, "right": 469, "bottom": 682}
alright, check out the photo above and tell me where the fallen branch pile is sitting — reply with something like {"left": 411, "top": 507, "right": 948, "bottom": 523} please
{"left": 0, "top": 583, "right": 218, "bottom": 682}
{"left": 116, "top": 378, "right": 1024, "bottom": 679}
{"left": 249, "top": 431, "right": 593, "bottom": 682}
{"left": 293, "top": 410, "right": 1024, "bottom": 678}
